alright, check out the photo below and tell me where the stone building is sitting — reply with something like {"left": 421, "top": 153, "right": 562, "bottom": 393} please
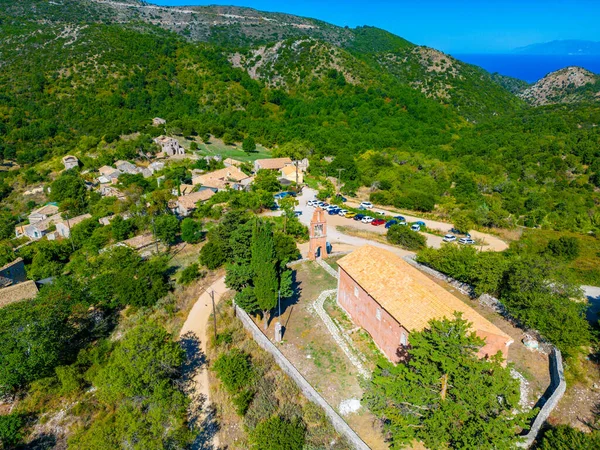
{"left": 336, "top": 245, "right": 513, "bottom": 362}
{"left": 308, "top": 207, "right": 327, "bottom": 260}
{"left": 62, "top": 155, "right": 79, "bottom": 170}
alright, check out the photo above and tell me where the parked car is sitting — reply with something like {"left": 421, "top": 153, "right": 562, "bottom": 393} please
{"left": 458, "top": 237, "right": 476, "bottom": 245}
{"left": 321, "top": 203, "right": 329, "bottom": 208}
{"left": 294, "top": 211, "right": 302, "bottom": 217}
{"left": 415, "top": 221, "right": 426, "bottom": 227}
{"left": 325, "top": 205, "right": 338, "bottom": 212}
{"left": 385, "top": 219, "right": 398, "bottom": 229}
{"left": 335, "top": 194, "right": 347, "bottom": 202}
{"left": 307, "top": 199, "right": 317, "bottom": 207}
{"left": 361, "top": 216, "right": 374, "bottom": 224}
{"left": 328, "top": 208, "right": 340, "bottom": 215}
{"left": 394, "top": 215, "right": 406, "bottom": 221}
{"left": 411, "top": 224, "right": 421, "bottom": 232}
{"left": 353, "top": 214, "right": 365, "bottom": 221}
{"left": 345, "top": 211, "right": 357, "bottom": 218}
{"left": 443, "top": 234, "right": 456, "bottom": 242}
{"left": 358, "top": 205, "right": 366, "bottom": 211}
{"left": 398, "top": 221, "right": 407, "bottom": 226}
{"left": 359, "top": 201, "right": 373, "bottom": 209}
{"left": 338, "top": 209, "right": 348, "bottom": 216}
{"left": 372, "top": 219, "right": 386, "bottom": 226}
{"left": 316, "top": 201, "right": 325, "bottom": 207}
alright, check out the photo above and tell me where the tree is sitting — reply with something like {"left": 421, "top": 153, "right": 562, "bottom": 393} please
{"left": 179, "top": 263, "right": 201, "bottom": 285}
{"left": 251, "top": 220, "right": 278, "bottom": 329}
{"left": 153, "top": 214, "right": 179, "bottom": 246}
{"left": 0, "top": 413, "right": 24, "bottom": 448}
{"left": 110, "top": 215, "right": 135, "bottom": 241}
{"left": 212, "top": 349, "right": 254, "bottom": 416}
{"left": 537, "top": 425, "right": 600, "bottom": 450}
{"left": 250, "top": 416, "right": 306, "bottom": 450}
{"left": 547, "top": 236, "right": 580, "bottom": 261}
{"left": 0, "top": 242, "right": 15, "bottom": 267}
{"left": 199, "top": 241, "right": 226, "bottom": 270}
{"left": 453, "top": 213, "right": 473, "bottom": 235}
{"left": 180, "top": 218, "right": 202, "bottom": 243}
{"left": 49, "top": 171, "right": 87, "bottom": 205}
{"left": 279, "top": 196, "right": 298, "bottom": 234}
{"left": 0, "top": 212, "right": 17, "bottom": 240}
{"left": 387, "top": 224, "right": 426, "bottom": 250}
{"left": 252, "top": 169, "right": 281, "bottom": 193}
{"left": 365, "top": 314, "right": 529, "bottom": 450}
{"left": 243, "top": 136, "right": 256, "bottom": 154}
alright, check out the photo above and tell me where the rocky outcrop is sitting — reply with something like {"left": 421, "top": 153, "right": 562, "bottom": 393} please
{"left": 519, "top": 67, "right": 599, "bottom": 106}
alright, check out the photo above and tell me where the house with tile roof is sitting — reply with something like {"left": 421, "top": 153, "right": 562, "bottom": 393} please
{"left": 62, "top": 155, "right": 79, "bottom": 170}
{"left": 175, "top": 190, "right": 215, "bottom": 216}
{"left": 192, "top": 166, "right": 252, "bottom": 191}
{"left": 253, "top": 157, "right": 292, "bottom": 172}
{"left": 336, "top": 245, "right": 513, "bottom": 362}
{"left": 28, "top": 204, "right": 59, "bottom": 224}
{"left": 0, "top": 280, "right": 39, "bottom": 309}
{"left": 24, "top": 213, "right": 62, "bottom": 240}
{"left": 280, "top": 164, "right": 303, "bottom": 184}
{"left": 55, "top": 213, "right": 93, "bottom": 238}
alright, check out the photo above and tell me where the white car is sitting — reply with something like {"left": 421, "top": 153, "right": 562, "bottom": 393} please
{"left": 325, "top": 205, "right": 338, "bottom": 212}
{"left": 338, "top": 209, "right": 348, "bottom": 216}
{"left": 459, "top": 237, "right": 476, "bottom": 245}
{"left": 398, "top": 221, "right": 407, "bottom": 226}
{"left": 359, "top": 201, "right": 373, "bottom": 209}
{"left": 361, "top": 216, "right": 374, "bottom": 223}
{"left": 411, "top": 224, "right": 421, "bottom": 232}
{"left": 443, "top": 234, "right": 457, "bottom": 242}
{"left": 307, "top": 200, "right": 317, "bottom": 207}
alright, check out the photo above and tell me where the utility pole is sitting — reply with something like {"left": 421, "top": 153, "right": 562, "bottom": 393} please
{"left": 211, "top": 290, "right": 217, "bottom": 343}
{"left": 151, "top": 216, "right": 159, "bottom": 254}
{"left": 337, "top": 168, "right": 345, "bottom": 194}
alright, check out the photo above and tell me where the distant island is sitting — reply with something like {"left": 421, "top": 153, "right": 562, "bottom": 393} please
{"left": 513, "top": 39, "right": 600, "bottom": 55}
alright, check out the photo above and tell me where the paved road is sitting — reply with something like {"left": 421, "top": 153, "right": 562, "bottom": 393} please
{"left": 295, "top": 188, "right": 510, "bottom": 251}
{"left": 583, "top": 285, "right": 600, "bottom": 323}
{"left": 343, "top": 198, "right": 508, "bottom": 252}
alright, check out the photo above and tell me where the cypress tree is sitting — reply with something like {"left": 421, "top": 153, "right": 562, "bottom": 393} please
{"left": 251, "top": 220, "right": 278, "bottom": 329}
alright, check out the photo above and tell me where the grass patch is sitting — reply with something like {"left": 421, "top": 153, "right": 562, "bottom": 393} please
{"left": 194, "top": 138, "right": 271, "bottom": 162}
{"left": 516, "top": 229, "right": 600, "bottom": 285}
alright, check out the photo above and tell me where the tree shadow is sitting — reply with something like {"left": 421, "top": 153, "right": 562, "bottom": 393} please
{"left": 21, "top": 433, "right": 56, "bottom": 450}
{"left": 179, "top": 331, "right": 221, "bottom": 450}
{"left": 268, "top": 271, "right": 302, "bottom": 334}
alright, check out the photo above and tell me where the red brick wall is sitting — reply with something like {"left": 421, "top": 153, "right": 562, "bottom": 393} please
{"left": 337, "top": 268, "right": 408, "bottom": 361}
{"left": 337, "top": 267, "right": 510, "bottom": 363}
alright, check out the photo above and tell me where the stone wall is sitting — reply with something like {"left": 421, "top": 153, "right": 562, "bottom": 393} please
{"left": 518, "top": 348, "right": 566, "bottom": 448}
{"left": 234, "top": 305, "right": 371, "bottom": 450}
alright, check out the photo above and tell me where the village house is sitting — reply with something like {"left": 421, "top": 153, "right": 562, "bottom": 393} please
{"left": 152, "top": 117, "right": 166, "bottom": 127}
{"left": 148, "top": 161, "right": 165, "bottom": 173}
{"left": 280, "top": 164, "right": 303, "bottom": 184}
{"left": 23, "top": 213, "right": 62, "bottom": 240}
{"left": 62, "top": 155, "right": 79, "bottom": 171}
{"left": 0, "top": 280, "right": 39, "bottom": 309}
{"left": 55, "top": 213, "right": 93, "bottom": 239}
{"left": 336, "top": 245, "right": 513, "bottom": 362}
{"left": 153, "top": 136, "right": 185, "bottom": 157}
{"left": 115, "top": 160, "right": 139, "bottom": 175}
{"left": 27, "top": 203, "right": 59, "bottom": 224}
{"left": 97, "top": 165, "right": 121, "bottom": 184}
{"left": 0, "top": 258, "right": 27, "bottom": 285}
{"left": 192, "top": 166, "right": 252, "bottom": 191}
{"left": 99, "top": 185, "right": 126, "bottom": 201}
{"left": 253, "top": 157, "right": 293, "bottom": 172}
{"left": 223, "top": 157, "right": 243, "bottom": 168}
{"left": 175, "top": 190, "right": 215, "bottom": 217}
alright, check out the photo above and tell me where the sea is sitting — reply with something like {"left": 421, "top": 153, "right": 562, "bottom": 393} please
{"left": 452, "top": 54, "right": 600, "bottom": 83}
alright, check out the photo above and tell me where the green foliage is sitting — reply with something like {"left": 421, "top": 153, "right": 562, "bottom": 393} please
{"left": 235, "top": 287, "right": 259, "bottom": 313}
{"left": 71, "top": 323, "right": 191, "bottom": 449}
{"left": 251, "top": 220, "right": 279, "bottom": 326}
{"left": 547, "top": 236, "right": 580, "bottom": 261}
{"left": 250, "top": 416, "right": 306, "bottom": 450}
{"left": 153, "top": 214, "right": 179, "bottom": 245}
{"left": 536, "top": 425, "right": 600, "bottom": 450}
{"left": 243, "top": 136, "right": 256, "bottom": 153}
{"left": 199, "top": 240, "right": 227, "bottom": 270}
{"left": 0, "top": 242, "right": 16, "bottom": 267}
{"left": 110, "top": 215, "right": 135, "bottom": 241}
{"left": 213, "top": 349, "right": 254, "bottom": 416}
{"left": 0, "top": 212, "right": 17, "bottom": 240}
{"left": 0, "top": 413, "right": 24, "bottom": 448}
{"left": 364, "top": 314, "right": 529, "bottom": 449}
{"left": 252, "top": 169, "right": 282, "bottom": 193}
{"left": 49, "top": 171, "right": 87, "bottom": 212}
{"left": 0, "top": 278, "right": 92, "bottom": 394}
{"left": 178, "top": 263, "right": 201, "bottom": 285}
{"left": 180, "top": 217, "right": 202, "bottom": 243}
{"left": 386, "top": 224, "right": 426, "bottom": 250}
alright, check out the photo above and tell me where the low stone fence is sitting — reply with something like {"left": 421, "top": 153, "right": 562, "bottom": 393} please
{"left": 235, "top": 305, "right": 371, "bottom": 450}
{"left": 518, "top": 348, "right": 566, "bottom": 448}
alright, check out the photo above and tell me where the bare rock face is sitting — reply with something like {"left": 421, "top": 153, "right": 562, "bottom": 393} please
{"left": 519, "top": 67, "right": 599, "bottom": 106}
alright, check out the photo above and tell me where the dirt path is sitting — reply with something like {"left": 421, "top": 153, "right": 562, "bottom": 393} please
{"left": 179, "top": 277, "right": 229, "bottom": 450}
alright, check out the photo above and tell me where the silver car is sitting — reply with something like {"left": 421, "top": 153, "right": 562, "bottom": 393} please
{"left": 443, "top": 234, "right": 457, "bottom": 242}
{"left": 361, "top": 216, "right": 374, "bottom": 223}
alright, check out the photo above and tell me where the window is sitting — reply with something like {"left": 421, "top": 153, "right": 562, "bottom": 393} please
{"left": 400, "top": 333, "right": 408, "bottom": 346}
{"left": 376, "top": 308, "right": 381, "bottom": 321}
{"left": 354, "top": 286, "right": 359, "bottom": 298}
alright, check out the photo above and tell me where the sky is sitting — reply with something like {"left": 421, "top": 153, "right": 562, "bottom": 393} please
{"left": 152, "top": 0, "right": 600, "bottom": 53}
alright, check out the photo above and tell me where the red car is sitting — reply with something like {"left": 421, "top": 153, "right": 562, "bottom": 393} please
{"left": 371, "top": 218, "right": 386, "bottom": 226}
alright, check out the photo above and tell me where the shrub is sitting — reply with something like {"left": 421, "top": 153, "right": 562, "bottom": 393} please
{"left": 537, "top": 425, "right": 600, "bottom": 450}
{"left": 181, "top": 218, "right": 202, "bottom": 244}
{"left": 179, "top": 263, "right": 202, "bottom": 285}
{"left": 199, "top": 241, "right": 226, "bottom": 269}
{"left": 0, "top": 414, "right": 24, "bottom": 448}
{"left": 212, "top": 349, "right": 253, "bottom": 394}
{"left": 387, "top": 224, "right": 426, "bottom": 250}
{"left": 547, "top": 236, "right": 580, "bottom": 261}
{"left": 250, "top": 416, "right": 306, "bottom": 450}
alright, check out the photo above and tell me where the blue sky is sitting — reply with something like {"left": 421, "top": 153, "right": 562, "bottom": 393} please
{"left": 152, "top": 0, "right": 600, "bottom": 53}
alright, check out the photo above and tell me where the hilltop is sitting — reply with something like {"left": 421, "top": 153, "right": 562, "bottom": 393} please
{"left": 514, "top": 39, "right": 600, "bottom": 56}
{"left": 518, "top": 66, "right": 600, "bottom": 105}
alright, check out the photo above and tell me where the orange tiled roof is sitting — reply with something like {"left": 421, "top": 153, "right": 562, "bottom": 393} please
{"left": 256, "top": 157, "right": 292, "bottom": 170}
{"left": 177, "top": 190, "right": 215, "bottom": 209}
{"left": 337, "top": 245, "right": 512, "bottom": 342}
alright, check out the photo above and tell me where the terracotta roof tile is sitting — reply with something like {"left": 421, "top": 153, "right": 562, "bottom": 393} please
{"left": 0, "top": 280, "right": 38, "bottom": 308}
{"left": 337, "top": 245, "right": 512, "bottom": 342}
{"left": 256, "top": 157, "right": 292, "bottom": 170}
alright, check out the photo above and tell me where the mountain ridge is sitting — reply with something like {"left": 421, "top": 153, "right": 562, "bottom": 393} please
{"left": 513, "top": 39, "right": 600, "bottom": 56}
